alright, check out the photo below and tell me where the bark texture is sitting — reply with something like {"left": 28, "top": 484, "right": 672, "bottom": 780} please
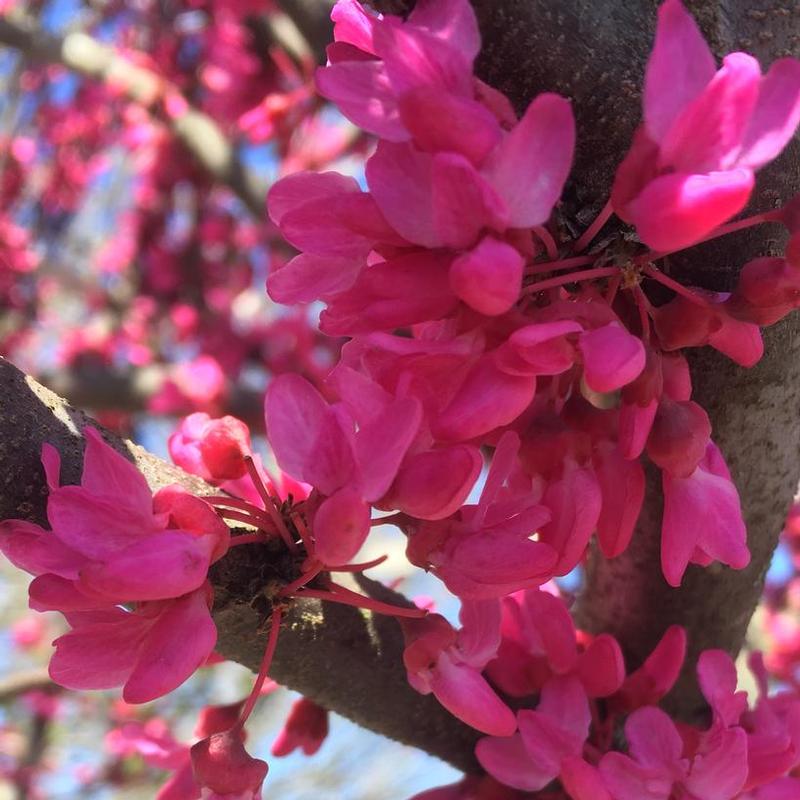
{"left": 0, "top": 357, "right": 479, "bottom": 771}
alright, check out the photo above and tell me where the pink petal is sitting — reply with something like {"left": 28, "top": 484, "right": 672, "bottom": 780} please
{"left": 625, "top": 706, "right": 683, "bottom": 767}
{"left": 708, "top": 314, "right": 763, "bottom": 367}
{"left": 29, "top": 574, "right": 107, "bottom": 612}
{"left": 697, "top": 649, "right": 747, "bottom": 726}
{"left": 330, "top": 0, "right": 377, "bottom": 53}
{"left": 355, "top": 395, "right": 422, "bottom": 502}
{"left": 644, "top": 0, "right": 716, "bottom": 142}
{"left": 312, "top": 487, "right": 371, "bottom": 566}
{"left": 47, "top": 487, "right": 160, "bottom": 560}
{"left": 365, "top": 141, "right": 438, "bottom": 247}
{"left": 279, "top": 192, "right": 402, "bottom": 257}
{"left": 50, "top": 612, "right": 149, "bottom": 691}
{"left": 594, "top": 443, "right": 645, "bottom": 559}
{"left": 124, "top": 589, "right": 216, "bottom": 703}
{"left": 521, "top": 590, "right": 579, "bottom": 674}
{"left": 627, "top": 168, "right": 754, "bottom": 251}
{"left": 483, "top": 93, "right": 575, "bottom": 228}
{"left": 265, "top": 374, "right": 354, "bottom": 494}
{"left": 431, "top": 651, "right": 516, "bottom": 736}
{"left": 579, "top": 323, "right": 645, "bottom": 394}
{"left": 619, "top": 398, "right": 659, "bottom": 460}
{"left": 539, "top": 467, "right": 602, "bottom": 575}
{"left": 476, "top": 732, "right": 553, "bottom": 792}
{"left": 533, "top": 675, "right": 591, "bottom": 746}
{"left": 561, "top": 757, "right": 613, "bottom": 800}
{"left": 267, "top": 253, "right": 364, "bottom": 305}
{"left": 79, "top": 531, "right": 215, "bottom": 602}
{"left": 81, "top": 427, "right": 153, "bottom": 515}
{"left": 0, "top": 519, "right": 84, "bottom": 578}
{"left": 381, "top": 445, "right": 482, "bottom": 520}
{"left": 267, "top": 171, "right": 360, "bottom": 226}
{"left": 456, "top": 599, "right": 502, "bottom": 668}
{"left": 41, "top": 442, "right": 61, "bottom": 488}
{"left": 398, "top": 87, "right": 501, "bottom": 165}
{"left": 497, "top": 320, "right": 581, "bottom": 376}
{"left": 433, "top": 355, "right": 537, "bottom": 442}
{"left": 408, "top": 0, "right": 481, "bottom": 64}
{"left": 315, "top": 60, "right": 406, "bottom": 141}
{"left": 575, "top": 634, "right": 625, "bottom": 697}
{"left": 600, "top": 752, "right": 673, "bottom": 800}
{"left": 449, "top": 236, "right": 523, "bottom": 316}
{"left": 660, "top": 52, "right": 761, "bottom": 173}
{"left": 739, "top": 58, "right": 800, "bottom": 169}
{"left": 685, "top": 727, "right": 748, "bottom": 799}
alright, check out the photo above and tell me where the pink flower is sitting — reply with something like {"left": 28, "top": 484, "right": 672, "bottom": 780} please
{"left": 661, "top": 441, "right": 750, "bottom": 587}
{"left": 191, "top": 730, "right": 267, "bottom": 800}
{"left": 169, "top": 413, "right": 252, "bottom": 482}
{"left": 476, "top": 676, "right": 595, "bottom": 793}
{"left": 613, "top": 0, "right": 800, "bottom": 251}
{"left": 599, "top": 705, "right": 748, "bottom": 800}
{"left": 271, "top": 697, "right": 329, "bottom": 757}
{"left": 402, "top": 600, "right": 516, "bottom": 736}
{"left": 0, "top": 428, "right": 227, "bottom": 702}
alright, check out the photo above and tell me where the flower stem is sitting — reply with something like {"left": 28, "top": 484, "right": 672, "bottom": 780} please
{"left": 526, "top": 255, "right": 595, "bottom": 276}
{"left": 244, "top": 457, "right": 297, "bottom": 554}
{"left": 229, "top": 533, "right": 271, "bottom": 547}
{"left": 573, "top": 199, "right": 614, "bottom": 254}
{"left": 642, "top": 265, "right": 710, "bottom": 307}
{"left": 533, "top": 225, "right": 559, "bottom": 260}
{"left": 523, "top": 266, "right": 619, "bottom": 295}
{"left": 291, "top": 584, "right": 427, "bottom": 619}
{"left": 236, "top": 607, "right": 283, "bottom": 729}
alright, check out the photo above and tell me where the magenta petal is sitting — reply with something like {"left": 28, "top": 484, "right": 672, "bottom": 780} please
{"left": 739, "top": 58, "right": 800, "bottom": 170}
{"left": 79, "top": 531, "right": 215, "bottom": 602}
{"left": 579, "top": 322, "right": 646, "bottom": 394}
{"left": 708, "top": 314, "right": 763, "bottom": 367}
{"left": 534, "top": 675, "right": 591, "bottom": 746}
{"left": 594, "top": 444, "right": 645, "bottom": 559}
{"left": 644, "top": 0, "right": 715, "bottom": 142}
{"left": 430, "top": 651, "right": 516, "bottom": 736}
{"left": 498, "top": 320, "right": 581, "bottom": 376}
{"left": 431, "top": 153, "right": 508, "bottom": 248}
{"left": 81, "top": 427, "right": 153, "bottom": 515}
{"left": 0, "top": 519, "right": 84, "bottom": 578}
{"left": 627, "top": 168, "right": 754, "bottom": 251}
{"left": 456, "top": 599, "right": 502, "bottom": 668}
{"left": 521, "top": 590, "right": 579, "bottom": 674}
{"left": 575, "top": 634, "right": 625, "bottom": 698}
{"left": 408, "top": 0, "right": 481, "bottom": 64}
{"left": 626, "top": 706, "right": 683, "bottom": 767}
{"left": 355, "top": 395, "right": 422, "bottom": 502}
{"left": 398, "top": 87, "right": 501, "bottom": 165}
{"left": 267, "top": 171, "right": 360, "bottom": 225}
{"left": 124, "top": 589, "right": 216, "bottom": 703}
{"left": 449, "top": 236, "right": 523, "bottom": 316}
{"left": 434, "top": 355, "right": 537, "bottom": 442}
{"left": 561, "top": 757, "right": 613, "bottom": 800}
{"left": 330, "top": 0, "right": 376, "bottom": 53}
{"left": 29, "top": 574, "right": 107, "bottom": 612}
{"left": 618, "top": 398, "right": 658, "bottom": 460}
{"left": 50, "top": 612, "right": 149, "bottom": 691}
{"left": 315, "top": 60, "right": 407, "bottom": 141}
{"left": 599, "top": 752, "right": 673, "bottom": 800}
{"left": 697, "top": 649, "right": 747, "bottom": 726}
{"left": 476, "top": 732, "right": 552, "bottom": 792}
{"left": 660, "top": 52, "right": 761, "bottom": 173}
{"left": 382, "top": 445, "right": 482, "bottom": 520}
{"left": 312, "top": 487, "right": 371, "bottom": 566}
{"left": 41, "top": 442, "right": 61, "bottom": 488}
{"left": 47, "top": 487, "right": 159, "bottom": 560}
{"left": 685, "top": 728, "right": 748, "bottom": 799}
{"left": 483, "top": 93, "right": 575, "bottom": 228}
{"left": 267, "top": 253, "right": 364, "bottom": 305}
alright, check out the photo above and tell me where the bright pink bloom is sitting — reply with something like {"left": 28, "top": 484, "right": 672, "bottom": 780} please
{"left": 476, "top": 676, "right": 592, "bottom": 792}
{"left": 169, "top": 413, "right": 252, "bottom": 482}
{"left": 661, "top": 441, "right": 750, "bottom": 586}
{"left": 265, "top": 373, "right": 421, "bottom": 565}
{"left": 613, "top": 0, "right": 800, "bottom": 251}
{"left": 600, "top": 705, "right": 748, "bottom": 800}
{"left": 271, "top": 697, "right": 329, "bottom": 757}
{"left": 0, "top": 428, "right": 227, "bottom": 702}
{"left": 191, "top": 730, "right": 267, "bottom": 800}
{"left": 402, "top": 600, "right": 516, "bottom": 736}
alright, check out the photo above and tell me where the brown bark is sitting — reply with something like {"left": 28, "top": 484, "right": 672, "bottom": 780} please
{"left": 0, "top": 357, "right": 479, "bottom": 771}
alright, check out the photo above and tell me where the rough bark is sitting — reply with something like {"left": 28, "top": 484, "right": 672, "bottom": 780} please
{"left": 0, "top": 357, "right": 479, "bottom": 771}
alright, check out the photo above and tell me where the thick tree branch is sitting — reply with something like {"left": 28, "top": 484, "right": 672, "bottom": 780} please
{"left": 0, "top": 16, "right": 266, "bottom": 216}
{"left": 0, "top": 357, "right": 479, "bottom": 771}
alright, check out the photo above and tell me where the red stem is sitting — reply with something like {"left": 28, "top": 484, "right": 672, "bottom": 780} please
{"left": 236, "top": 607, "right": 283, "bottom": 729}
{"left": 280, "top": 562, "right": 324, "bottom": 596}
{"left": 229, "top": 533, "right": 271, "bottom": 548}
{"left": 523, "top": 266, "right": 619, "bottom": 295}
{"left": 643, "top": 265, "right": 710, "bottom": 307}
{"left": 533, "top": 225, "right": 559, "bottom": 260}
{"left": 573, "top": 199, "right": 614, "bottom": 254}
{"left": 291, "top": 584, "right": 427, "bottom": 619}
{"left": 526, "top": 255, "right": 595, "bottom": 277}
{"left": 327, "top": 554, "right": 389, "bottom": 572}
{"left": 244, "top": 457, "right": 297, "bottom": 553}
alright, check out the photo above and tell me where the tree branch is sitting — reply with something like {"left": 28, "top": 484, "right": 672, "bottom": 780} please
{"left": 0, "top": 15, "right": 266, "bottom": 216}
{"left": 0, "top": 356, "right": 479, "bottom": 771}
